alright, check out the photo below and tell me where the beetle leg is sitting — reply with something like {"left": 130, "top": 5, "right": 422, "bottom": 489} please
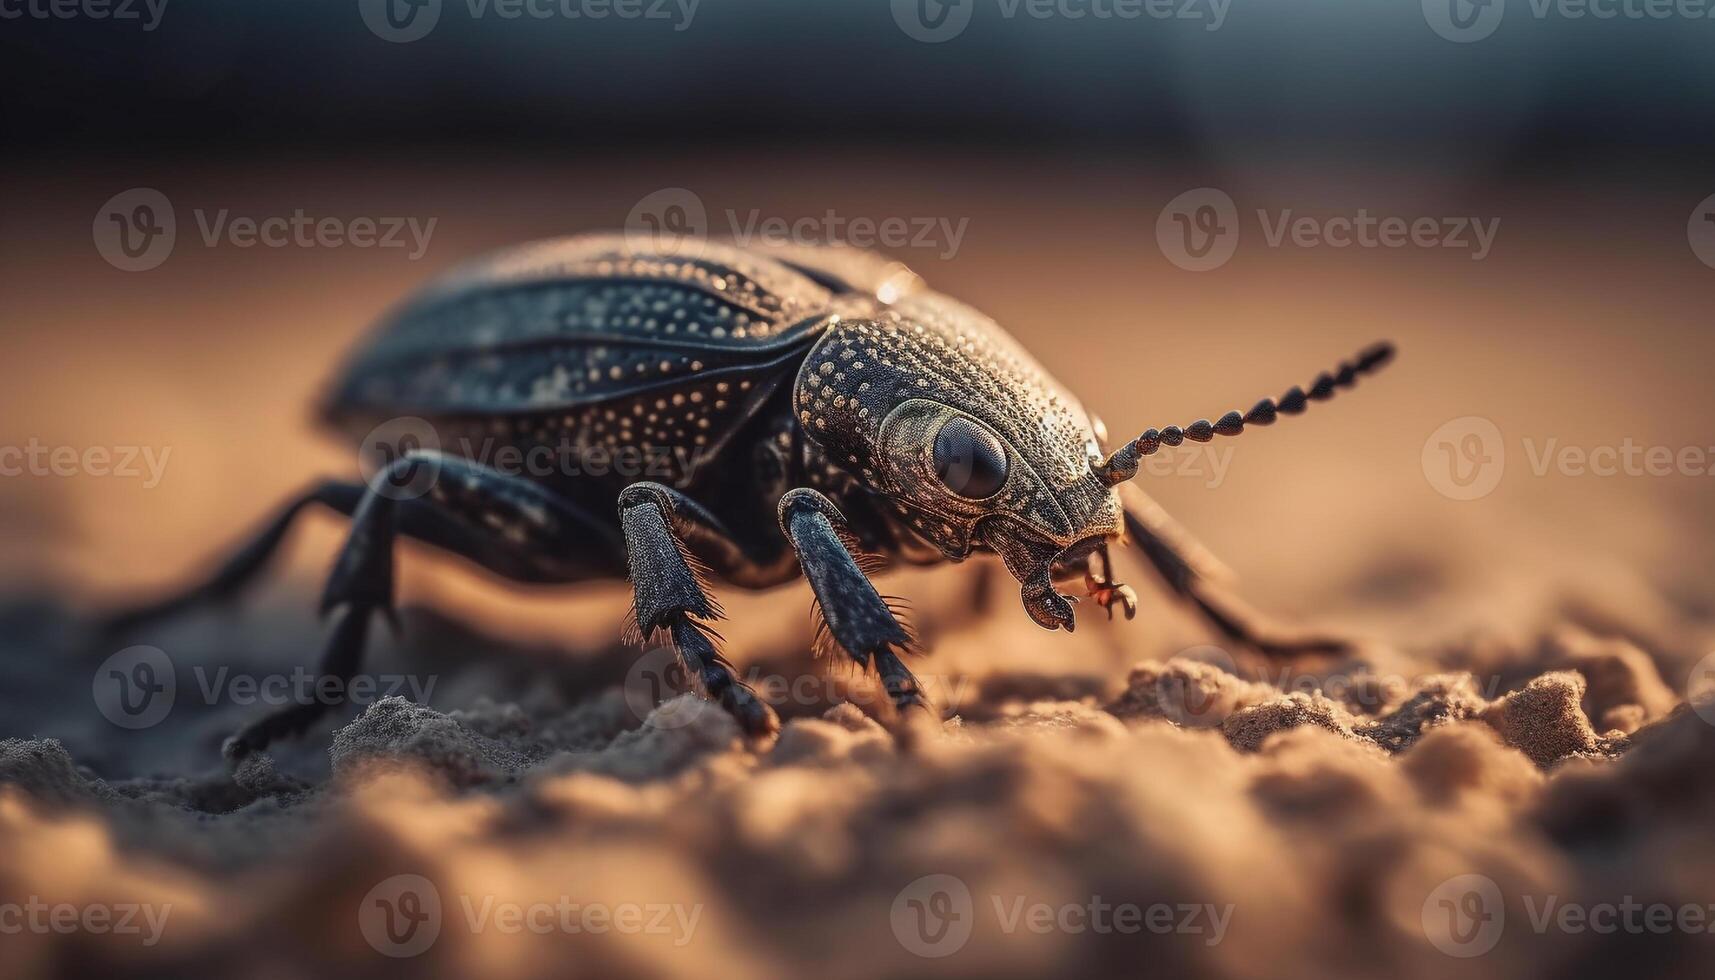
{"left": 222, "top": 471, "right": 420, "bottom": 765}
{"left": 777, "top": 488, "right": 939, "bottom": 740}
{"left": 1117, "top": 482, "right": 1350, "bottom": 657}
{"left": 618, "top": 482, "right": 780, "bottom": 739}
{"left": 101, "top": 480, "right": 368, "bottom": 635}
{"left": 1084, "top": 575, "right": 1139, "bottom": 622}
{"left": 1076, "top": 542, "right": 1137, "bottom": 621}
{"left": 223, "top": 453, "right": 626, "bottom": 766}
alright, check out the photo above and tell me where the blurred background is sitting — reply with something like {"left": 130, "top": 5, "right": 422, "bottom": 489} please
{"left": 4, "top": 0, "right": 1713, "bottom": 609}
{"left": 2, "top": 2, "right": 1714, "bottom": 979}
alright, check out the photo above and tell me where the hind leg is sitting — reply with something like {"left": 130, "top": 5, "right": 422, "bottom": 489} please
{"left": 103, "top": 480, "right": 367, "bottom": 634}
{"left": 223, "top": 452, "right": 626, "bottom": 764}
{"left": 1118, "top": 482, "right": 1349, "bottom": 657}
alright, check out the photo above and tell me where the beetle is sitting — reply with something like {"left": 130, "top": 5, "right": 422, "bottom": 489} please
{"left": 107, "top": 234, "right": 1394, "bottom": 762}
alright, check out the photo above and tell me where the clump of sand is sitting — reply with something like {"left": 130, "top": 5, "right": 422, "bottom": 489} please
{"left": 1109, "top": 643, "right": 1661, "bottom": 768}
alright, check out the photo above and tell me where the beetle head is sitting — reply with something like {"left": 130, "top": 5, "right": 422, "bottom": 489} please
{"left": 794, "top": 296, "right": 1121, "bottom": 631}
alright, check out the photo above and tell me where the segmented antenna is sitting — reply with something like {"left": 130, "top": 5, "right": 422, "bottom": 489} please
{"left": 1094, "top": 341, "right": 1396, "bottom": 486}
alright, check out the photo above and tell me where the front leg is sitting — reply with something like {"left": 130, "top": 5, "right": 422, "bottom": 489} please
{"left": 776, "top": 489, "right": 938, "bottom": 738}
{"left": 618, "top": 483, "right": 779, "bottom": 738}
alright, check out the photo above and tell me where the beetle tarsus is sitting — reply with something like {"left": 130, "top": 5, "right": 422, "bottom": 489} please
{"left": 1085, "top": 573, "right": 1138, "bottom": 621}
{"left": 622, "top": 483, "right": 779, "bottom": 739}
{"left": 1117, "top": 482, "right": 1353, "bottom": 658}
{"left": 222, "top": 600, "right": 374, "bottom": 770}
{"left": 664, "top": 613, "right": 779, "bottom": 739}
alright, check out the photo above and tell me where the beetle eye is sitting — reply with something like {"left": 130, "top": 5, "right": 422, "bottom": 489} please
{"left": 932, "top": 416, "right": 1009, "bottom": 499}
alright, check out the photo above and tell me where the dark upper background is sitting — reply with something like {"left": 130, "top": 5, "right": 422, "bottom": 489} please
{"left": 5, "top": 0, "right": 1713, "bottom": 183}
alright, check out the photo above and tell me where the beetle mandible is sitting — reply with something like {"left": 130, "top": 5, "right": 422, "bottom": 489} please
{"left": 108, "top": 235, "right": 1395, "bottom": 760}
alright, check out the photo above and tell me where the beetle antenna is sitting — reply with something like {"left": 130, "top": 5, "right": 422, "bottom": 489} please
{"left": 1094, "top": 341, "right": 1396, "bottom": 486}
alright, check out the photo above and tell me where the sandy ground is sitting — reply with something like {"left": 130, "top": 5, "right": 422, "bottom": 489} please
{"left": 1, "top": 155, "right": 1713, "bottom": 978}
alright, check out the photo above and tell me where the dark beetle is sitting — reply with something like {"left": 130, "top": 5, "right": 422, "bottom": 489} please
{"left": 111, "top": 235, "right": 1394, "bottom": 759}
